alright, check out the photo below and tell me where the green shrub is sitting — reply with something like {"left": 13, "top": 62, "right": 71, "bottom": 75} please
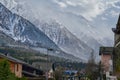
{"left": 118, "top": 78, "right": 120, "bottom": 80}
{"left": 16, "top": 77, "right": 27, "bottom": 80}
{"left": 0, "top": 59, "right": 15, "bottom": 80}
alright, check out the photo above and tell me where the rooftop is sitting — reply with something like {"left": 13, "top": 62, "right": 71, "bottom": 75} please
{"left": 0, "top": 53, "right": 42, "bottom": 71}
{"left": 99, "top": 47, "right": 113, "bottom": 55}
{"left": 0, "top": 53, "right": 24, "bottom": 64}
{"left": 112, "top": 14, "right": 120, "bottom": 34}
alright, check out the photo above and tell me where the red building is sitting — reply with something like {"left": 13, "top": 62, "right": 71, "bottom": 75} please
{"left": 0, "top": 53, "right": 43, "bottom": 78}
{"left": 99, "top": 47, "right": 113, "bottom": 73}
{"left": 0, "top": 53, "right": 22, "bottom": 78}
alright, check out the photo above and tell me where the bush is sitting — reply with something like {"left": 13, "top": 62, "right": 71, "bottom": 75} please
{"left": 16, "top": 77, "right": 27, "bottom": 80}
{"left": 0, "top": 59, "right": 15, "bottom": 80}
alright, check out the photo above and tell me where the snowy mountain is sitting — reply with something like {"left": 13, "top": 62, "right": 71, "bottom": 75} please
{"left": 0, "top": 2, "right": 84, "bottom": 62}
{"left": 0, "top": 0, "right": 117, "bottom": 61}
{"left": 0, "top": 2, "right": 58, "bottom": 49}
{"left": 38, "top": 20, "right": 92, "bottom": 60}
{"left": 0, "top": 0, "right": 102, "bottom": 60}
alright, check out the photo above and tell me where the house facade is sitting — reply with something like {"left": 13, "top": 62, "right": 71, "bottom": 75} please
{"left": 99, "top": 47, "right": 118, "bottom": 79}
{"left": 0, "top": 53, "right": 43, "bottom": 78}
{"left": 0, "top": 53, "right": 22, "bottom": 78}
{"left": 9, "top": 61, "right": 22, "bottom": 77}
{"left": 99, "top": 47, "right": 113, "bottom": 73}
{"left": 112, "top": 14, "right": 120, "bottom": 76}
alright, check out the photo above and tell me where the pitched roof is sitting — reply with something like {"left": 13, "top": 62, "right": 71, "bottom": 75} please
{"left": 0, "top": 53, "right": 43, "bottom": 71}
{"left": 99, "top": 47, "right": 113, "bottom": 55}
{"left": 117, "top": 14, "right": 120, "bottom": 29}
{"left": 0, "top": 53, "right": 24, "bottom": 64}
{"left": 112, "top": 14, "right": 120, "bottom": 34}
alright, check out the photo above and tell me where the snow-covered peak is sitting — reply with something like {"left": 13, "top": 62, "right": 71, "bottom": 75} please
{"left": 0, "top": 0, "right": 17, "bottom": 10}
{"left": 0, "top": 0, "right": 115, "bottom": 61}
{"left": 0, "top": 2, "right": 59, "bottom": 49}
{"left": 38, "top": 20, "right": 93, "bottom": 61}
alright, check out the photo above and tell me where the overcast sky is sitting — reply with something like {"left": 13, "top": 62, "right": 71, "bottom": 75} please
{"left": 26, "top": 0, "right": 120, "bottom": 21}
{"left": 2, "top": 0, "right": 119, "bottom": 24}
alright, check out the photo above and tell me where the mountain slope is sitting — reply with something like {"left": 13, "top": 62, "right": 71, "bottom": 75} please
{"left": 0, "top": 0, "right": 100, "bottom": 60}
{"left": 0, "top": 0, "right": 112, "bottom": 61}
{"left": 0, "top": 2, "right": 83, "bottom": 62}
{"left": 38, "top": 21, "right": 92, "bottom": 60}
{"left": 0, "top": 2, "right": 58, "bottom": 49}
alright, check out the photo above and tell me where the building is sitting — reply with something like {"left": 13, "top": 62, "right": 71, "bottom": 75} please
{"left": 99, "top": 47, "right": 113, "bottom": 73}
{"left": 0, "top": 53, "right": 43, "bottom": 78}
{"left": 22, "top": 62, "right": 43, "bottom": 77}
{"left": 63, "top": 70, "right": 78, "bottom": 80}
{"left": 99, "top": 47, "right": 117, "bottom": 79}
{"left": 112, "top": 14, "right": 120, "bottom": 76}
{"left": 0, "top": 53, "right": 22, "bottom": 78}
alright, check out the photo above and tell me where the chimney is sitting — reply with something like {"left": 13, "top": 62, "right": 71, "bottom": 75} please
{"left": 5, "top": 53, "right": 10, "bottom": 56}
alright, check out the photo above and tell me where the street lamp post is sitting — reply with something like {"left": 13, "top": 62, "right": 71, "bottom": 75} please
{"left": 46, "top": 48, "right": 53, "bottom": 80}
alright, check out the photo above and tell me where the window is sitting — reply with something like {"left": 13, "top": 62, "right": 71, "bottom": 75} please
{"left": 15, "top": 64, "right": 19, "bottom": 72}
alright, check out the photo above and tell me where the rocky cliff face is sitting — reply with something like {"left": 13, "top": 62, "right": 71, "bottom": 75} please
{"left": 0, "top": 0, "right": 95, "bottom": 61}
{"left": 0, "top": 2, "right": 58, "bottom": 49}
{"left": 39, "top": 21, "right": 92, "bottom": 60}
{"left": 0, "top": 2, "right": 83, "bottom": 62}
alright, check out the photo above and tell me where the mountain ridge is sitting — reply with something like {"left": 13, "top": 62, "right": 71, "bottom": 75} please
{"left": 38, "top": 20, "right": 92, "bottom": 60}
{"left": 0, "top": 2, "right": 84, "bottom": 62}
{"left": 0, "top": 2, "right": 58, "bottom": 49}
{"left": 0, "top": 1, "right": 99, "bottom": 61}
